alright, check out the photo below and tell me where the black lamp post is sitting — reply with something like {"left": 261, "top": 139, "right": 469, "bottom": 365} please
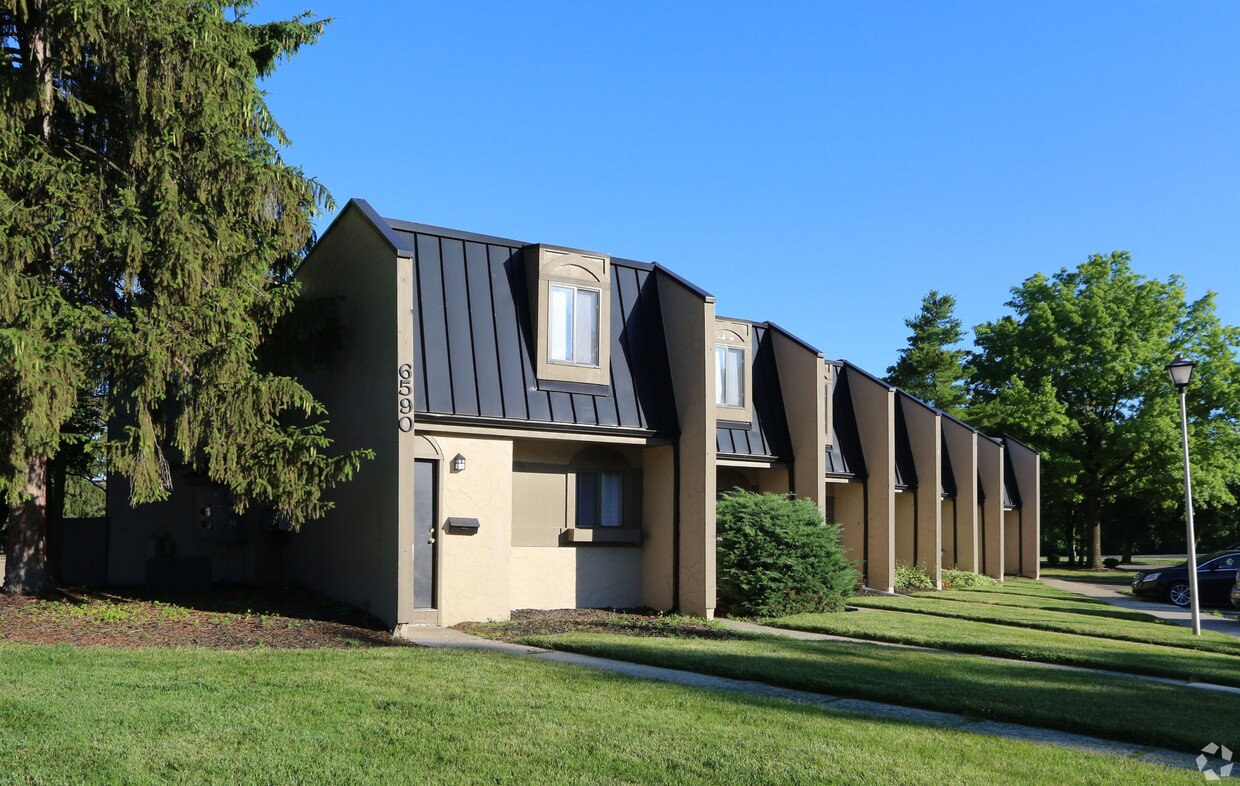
{"left": 1166, "top": 355, "right": 1200, "bottom": 635}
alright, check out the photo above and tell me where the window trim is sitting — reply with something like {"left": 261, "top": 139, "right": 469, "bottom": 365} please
{"left": 574, "top": 470, "right": 624, "bottom": 528}
{"left": 525, "top": 244, "right": 612, "bottom": 387}
{"left": 714, "top": 319, "right": 754, "bottom": 423}
{"left": 548, "top": 282, "right": 603, "bottom": 369}
{"left": 716, "top": 344, "right": 746, "bottom": 408}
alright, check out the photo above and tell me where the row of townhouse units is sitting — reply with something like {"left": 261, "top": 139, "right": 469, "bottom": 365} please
{"left": 104, "top": 200, "right": 1039, "bottom": 629}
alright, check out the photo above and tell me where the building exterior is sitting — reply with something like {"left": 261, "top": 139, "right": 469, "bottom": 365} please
{"left": 104, "top": 200, "right": 1039, "bottom": 628}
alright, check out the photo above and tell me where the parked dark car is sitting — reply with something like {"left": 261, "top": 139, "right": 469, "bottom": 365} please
{"left": 1131, "top": 551, "right": 1240, "bottom": 607}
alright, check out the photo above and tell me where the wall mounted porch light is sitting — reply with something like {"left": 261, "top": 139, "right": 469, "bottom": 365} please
{"left": 451, "top": 453, "right": 467, "bottom": 473}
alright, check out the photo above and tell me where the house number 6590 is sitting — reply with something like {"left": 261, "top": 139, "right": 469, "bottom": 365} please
{"left": 397, "top": 363, "right": 414, "bottom": 432}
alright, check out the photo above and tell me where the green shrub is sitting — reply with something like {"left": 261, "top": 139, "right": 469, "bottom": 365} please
{"left": 1046, "top": 554, "right": 1061, "bottom": 566}
{"left": 1103, "top": 557, "right": 1121, "bottom": 569}
{"left": 716, "top": 491, "right": 858, "bottom": 617}
{"left": 895, "top": 562, "right": 934, "bottom": 590}
{"left": 941, "top": 568, "right": 999, "bottom": 588}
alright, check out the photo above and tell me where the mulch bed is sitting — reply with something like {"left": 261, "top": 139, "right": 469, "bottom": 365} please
{"left": 0, "top": 585, "right": 400, "bottom": 649}
{"left": 455, "top": 608, "right": 747, "bottom": 642}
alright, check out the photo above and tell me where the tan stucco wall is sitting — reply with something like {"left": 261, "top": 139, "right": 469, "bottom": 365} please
{"left": 658, "top": 270, "right": 717, "bottom": 616}
{"left": 770, "top": 329, "right": 826, "bottom": 508}
{"left": 904, "top": 397, "right": 942, "bottom": 586}
{"left": 510, "top": 547, "right": 643, "bottom": 610}
{"left": 848, "top": 368, "right": 895, "bottom": 592}
{"left": 757, "top": 467, "right": 790, "bottom": 495}
{"left": 829, "top": 481, "right": 866, "bottom": 581}
{"left": 894, "top": 491, "right": 916, "bottom": 567}
{"left": 978, "top": 436, "right": 1005, "bottom": 580}
{"left": 431, "top": 434, "right": 514, "bottom": 626}
{"left": 940, "top": 498, "right": 957, "bottom": 569}
{"left": 1007, "top": 439, "right": 1041, "bottom": 579}
{"left": 641, "top": 445, "right": 676, "bottom": 609}
{"left": 942, "top": 421, "right": 979, "bottom": 572}
{"left": 1004, "top": 509, "right": 1022, "bottom": 575}
{"left": 285, "top": 207, "right": 405, "bottom": 626}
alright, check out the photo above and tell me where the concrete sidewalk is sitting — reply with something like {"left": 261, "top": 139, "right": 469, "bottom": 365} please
{"left": 398, "top": 625, "right": 1206, "bottom": 772}
{"left": 1041, "top": 577, "right": 1240, "bottom": 639}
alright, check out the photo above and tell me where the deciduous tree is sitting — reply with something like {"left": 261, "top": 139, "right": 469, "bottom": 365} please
{"left": 0, "top": 1, "right": 369, "bottom": 593}
{"left": 968, "top": 252, "right": 1240, "bottom": 568}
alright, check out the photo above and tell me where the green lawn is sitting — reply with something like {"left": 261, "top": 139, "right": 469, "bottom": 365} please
{"left": 1038, "top": 557, "right": 1165, "bottom": 586}
{"left": 514, "top": 632, "right": 1240, "bottom": 754}
{"left": 773, "top": 609, "right": 1240, "bottom": 686}
{"left": 0, "top": 644, "right": 1197, "bottom": 786}
{"left": 929, "top": 589, "right": 1155, "bottom": 621}
{"left": 845, "top": 595, "right": 1240, "bottom": 657}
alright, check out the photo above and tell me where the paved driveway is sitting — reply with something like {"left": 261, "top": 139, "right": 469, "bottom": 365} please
{"left": 1040, "top": 577, "right": 1240, "bottom": 639}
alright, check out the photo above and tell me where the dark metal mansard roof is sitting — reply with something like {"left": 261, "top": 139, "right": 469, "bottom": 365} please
{"left": 825, "top": 364, "right": 866, "bottom": 479}
{"left": 716, "top": 324, "right": 792, "bottom": 460}
{"left": 390, "top": 218, "right": 678, "bottom": 434}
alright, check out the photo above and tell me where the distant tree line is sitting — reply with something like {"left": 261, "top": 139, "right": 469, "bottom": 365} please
{"left": 886, "top": 254, "right": 1240, "bottom": 568}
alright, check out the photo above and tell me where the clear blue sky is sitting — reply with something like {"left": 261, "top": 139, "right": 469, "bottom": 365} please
{"left": 253, "top": 1, "right": 1240, "bottom": 375}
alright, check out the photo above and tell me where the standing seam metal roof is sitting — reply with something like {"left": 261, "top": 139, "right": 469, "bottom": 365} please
{"left": 716, "top": 324, "right": 792, "bottom": 460}
{"left": 825, "top": 366, "right": 866, "bottom": 479}
{"left": 395, "top": 223, "right": 677, "bottom": 434}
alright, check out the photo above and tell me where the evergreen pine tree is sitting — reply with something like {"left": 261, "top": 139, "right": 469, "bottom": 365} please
{"left": 886, "top": 290, "right": 971, "bottom": 417}
{"left": 0, "top": 1, "right": 370, "bottom": 593}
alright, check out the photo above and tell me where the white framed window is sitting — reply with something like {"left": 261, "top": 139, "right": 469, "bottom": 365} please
{"left": 576, "top": 471, "right": 623, "bottom": 527}
{"left": 716, "top": 345, "right": 745, "bottom": 408}
{"left": 549, "top": 283, "right": 601, "bottom": 367}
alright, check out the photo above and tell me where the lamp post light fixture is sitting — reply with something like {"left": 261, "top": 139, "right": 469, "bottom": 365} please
{"left": 1165, "top": 355, "right": 1201, "bottom": 636}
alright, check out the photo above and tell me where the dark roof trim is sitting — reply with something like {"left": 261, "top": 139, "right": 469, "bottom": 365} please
{"left": 384, "top": 220, "right": 656, "bottom": 272}
{"left": 415, "top": 413, "right": 663, "bottom": 439}
{"left": 1001, "top": 433, "right": 1040, "bottom": 455}
{"left": 838, "top": 360, "right": 895, "bottom": 392}
{"left": 940, "top": 410, "right": 982, "bottom": 435}
{"left": 764, "top": 321, "right": 824, "bottom": 357}
{"left": 652, "top": 262, "right": 715, "bottom": 302}
{"left": 893, "top": 388, "right": 939, "bottom": 416}
{"left": 384, "top": 217, "right": 529, "bottom": 248}
{"left": 717, "top": 452, "right": 783, "bottom": 463}
{"left": 319, "top": 199, "right": 414, "bottom": 258}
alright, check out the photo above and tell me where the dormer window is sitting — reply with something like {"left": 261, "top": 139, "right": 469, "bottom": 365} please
{"left": 714, "top": 319, "right": 754, "bottom": 422}
{"left": 716, "top": 345, "right": 745, "bottom": 407}
{"left": 549, "top": 283, "right": 601, "bottom": 367}
{"left": 525, "top": 244, "right": 611, "bottom": 388}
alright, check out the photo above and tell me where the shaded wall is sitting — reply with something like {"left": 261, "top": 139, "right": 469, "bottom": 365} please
{"left": 286, "top": 207, "right": 406, "bottom": 626}
{"left": 657, "top": 269, "right": 717, "bottom": 616}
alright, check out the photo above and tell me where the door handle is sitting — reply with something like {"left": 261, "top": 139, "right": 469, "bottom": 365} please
{"left": 427, "top": 537, "right": 436, "bottom": 545}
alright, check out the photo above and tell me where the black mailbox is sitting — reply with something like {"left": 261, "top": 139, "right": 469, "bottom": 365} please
{"left": 446, "top": 517, "right": 481, "bottom": 533}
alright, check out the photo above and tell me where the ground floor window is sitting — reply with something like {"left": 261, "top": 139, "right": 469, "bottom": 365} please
{"left": 576, "top": 471, "right": 623, "bottom": 527}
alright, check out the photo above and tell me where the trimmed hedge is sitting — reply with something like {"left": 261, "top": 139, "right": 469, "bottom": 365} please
{"left": 716, "top": 491, "right": 858, "bottom": 617}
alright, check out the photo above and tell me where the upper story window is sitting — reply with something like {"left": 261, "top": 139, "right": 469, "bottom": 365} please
{"left": 714, "top": 319, "right": 754, "bottom": 422}
{"left": 549, "top": 283, "right": 601, "bottom": 367}
{"left": 524, "top": 244, "right": 611, "bottom": 387}
{"left": 716, "top": 345, "right": 745, "bottom": 407}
